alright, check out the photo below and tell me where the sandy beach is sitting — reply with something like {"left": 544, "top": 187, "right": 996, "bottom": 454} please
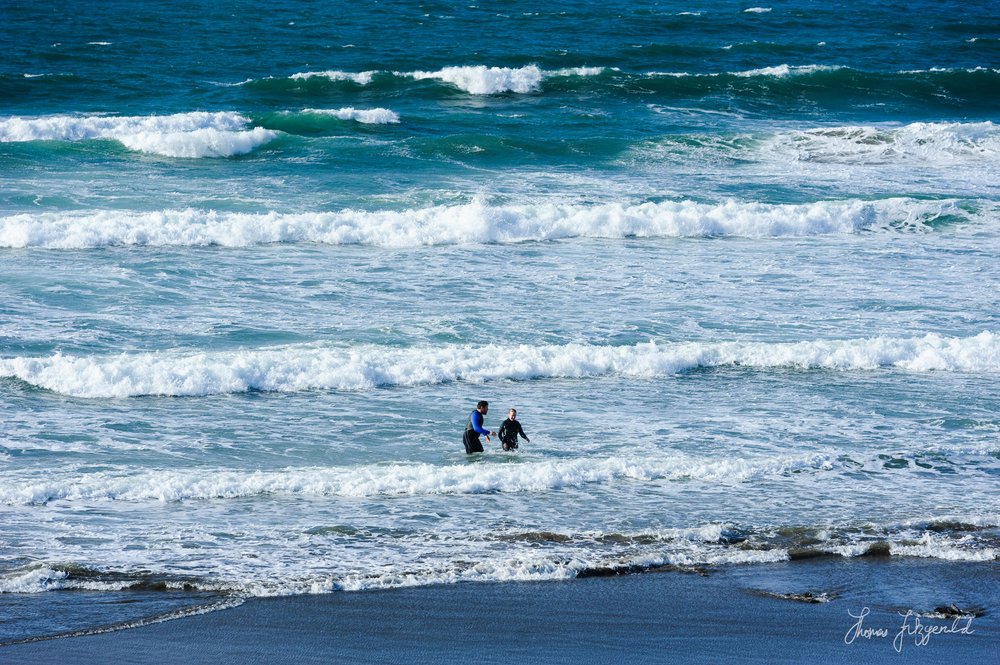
{"left": 3, "top": 558, "right": 996, "bottom": 664}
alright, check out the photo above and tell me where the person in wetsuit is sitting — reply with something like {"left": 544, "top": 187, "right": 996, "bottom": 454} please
{"left": 463, "top": 400, "right": 496, "bottom": 454}
{"left": 497, "top": 408, "right": 530, "bottom": 451}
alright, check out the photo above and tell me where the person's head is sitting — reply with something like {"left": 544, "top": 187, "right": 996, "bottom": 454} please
{"left": 476, "top": 400, "right": 489, "bottom": 413}
{"left": 508, "top": 408, "right": 517, "bottom": 420}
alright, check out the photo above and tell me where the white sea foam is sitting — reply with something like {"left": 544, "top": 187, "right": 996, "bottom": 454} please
{"left": 728, "top": 64, "right": 999, "bottom": 78}
{"left": 890, "top": 533, "right": 998, "bottom": 562}
{"left": 1, "top": 333, "right": 995, "bottom": 399}
{"left": 743, "top": 7, "right": 773, "bottom": 13}
{"left": 0, "top": 453, "right": 836, "bottom": 505}
{"left": 116, "top": 126, "right": 277, "bottom": 158}
{"left": 407, "top": 64, "right": 545, "bottom": 93}
{"left": 901, "top": 66, "right": 1000, "bottom": 75}
{"left": 0, "top": 565, "right": 153, "bottom": 596}
{"left": 276, "top": 523, "right": 995, "bottom": 593}
{"left": 0, "top": 566, "right": 69, "bottom": 593}
{"left": 5, "top": 517, "right": 994, "bottom": 597}
{"left": 271, "top": 547, "right": 791, "bottom": 594}
{"left": 282, "top": 62, "right": 872, "bottom": 92}
{"left": 0, "top": 112, "right": 278, "bottom": 157}
{"left": 301, "top": 107, "right": 400, "bottom": 124}
{"left": 288, "top": 65, "right": 606, "bottom": 94}
{"left": 631, "top": 123, "right": 1000, "bottom": 184}
{"left": 0, "top": 564, "right": 209, "bottom": 594}
{"left": 288, "top": 70, "right": 378, "bottom": 85}
{"left": 8, "top": 526, "right": 991, "bottom": 598}
{"left": 902, "top": 515, "right": 1000, "bottom": 530}
{"left": 758, "top": 122, "right": 1000, "bottom": 165}
{"left": 647, "top": 64, "right": 842, "bottom": 79}
{"left": 549, "top": 66, "right": 608, "bottom": 78}
{"left": 0, "top": 112, "right": 245, "bottom": 141}
{"left": 0, "top": 197, "right": 974, "bottom": 250}
{"left": 734, "top": 64, "right": 842, "bottom": 77}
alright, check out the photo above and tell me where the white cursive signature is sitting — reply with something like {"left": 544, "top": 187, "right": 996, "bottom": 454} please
{"left": 845, "top": 607, "right": 976, "bottom": 652}
{"left": 893, "top": 610, "right": 975, "bottom": 653}
{"left": 844, "top": 607, "right": 889, "bottom": 644}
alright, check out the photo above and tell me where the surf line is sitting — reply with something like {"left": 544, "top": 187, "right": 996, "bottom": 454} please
{"left": 0, "top": 596, "right": 246, "bottom": 647}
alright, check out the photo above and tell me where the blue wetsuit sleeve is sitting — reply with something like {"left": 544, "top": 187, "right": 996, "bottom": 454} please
{"left": 471, "top": 411, "right": 490, "bottom": 436}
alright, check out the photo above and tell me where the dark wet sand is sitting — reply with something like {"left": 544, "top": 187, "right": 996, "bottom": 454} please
{"left": 3, "top": 558, "right": 997, "bottom": 664}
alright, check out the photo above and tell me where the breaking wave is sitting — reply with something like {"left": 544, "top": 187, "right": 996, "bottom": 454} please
{"left": 2, "top": 518, "right": 995, "bottom": 598}
{"left": 298, "top": 107, "right": 400, "bottom": 124}
{"left": 1, "top": 332, "right": 996, "bottom": 398}
{"left": 649, "top": 64, "right": 844, "bottom": 78}
{"left": 756, "top": 121, "right": 1000, "bottom": 165}
{"left": 0, "top": 112, "right": 277, "bottom": 157}
{"left": 405, "top": 65, "right": 605, "bottom": 94}
{"left": 630, "top": 65, "right": 1000, "bottom": 113}
{"left": 288, "top": 69, "right": 378, "bottom": 85}
{"left": 253, "top": 64, "right": 608, "bottom": 94}
{"left": 0, "top": 198, "right": 981, "bottom": 250}
{"left": 1, "top": 453, "right": 836, "bottom": 505}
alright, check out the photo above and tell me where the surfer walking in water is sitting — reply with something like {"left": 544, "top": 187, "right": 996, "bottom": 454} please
{"left": 463, "top": 400, "right": 496, "bottom": 454}
{"left": 498, "top": 408, "right": 529, "bottom": 451}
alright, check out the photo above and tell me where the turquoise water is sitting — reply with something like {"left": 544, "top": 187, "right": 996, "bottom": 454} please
{"left": 2, "top": 0, "right": 999, "bottom": 642}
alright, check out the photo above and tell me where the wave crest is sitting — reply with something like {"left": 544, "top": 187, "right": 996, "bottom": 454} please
{"left": 407, "top": 64, "right": 545, "bottom": 94}
{"left": 275, "top": 64, "right": 606, "bottom": 95}
{"left": 759, "top": 122, "right": 1000, "bottom": 165}
{"left": 0, "top": 453, "right": 836, "bottom": 505}
{"left": 0, "top": 198, "right": 977, "bottom": 250}
{"left": 300, "top": 107, "right": 400, "bottom": 124}
{"left": 1, "top": 333, "right": 995, "bottom": 398}
{"left": 0, "top": 112, "right": 278, "bottom": 157}
{"left": 288, "top": 69, "right": 378, "bottom": 85}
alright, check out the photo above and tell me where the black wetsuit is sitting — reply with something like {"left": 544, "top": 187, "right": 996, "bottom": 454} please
{"left": 497, "top": 418, "right": 528, "bottom": 451}
{"left": 463, "top": 410, "right": 489, "bottom": 454}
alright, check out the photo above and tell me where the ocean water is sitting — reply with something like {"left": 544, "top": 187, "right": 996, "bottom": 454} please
{"left": 2, "top": 0, "right": 999, "bottom": 643}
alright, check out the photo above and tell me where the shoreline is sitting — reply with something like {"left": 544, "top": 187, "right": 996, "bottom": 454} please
{"left": 3, "top": 557, "right": 996, "bottom": 664}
